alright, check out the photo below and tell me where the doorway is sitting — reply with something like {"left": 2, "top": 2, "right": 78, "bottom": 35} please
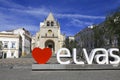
{"left": 45, "top": 40, "right": 55, "bottom": 52}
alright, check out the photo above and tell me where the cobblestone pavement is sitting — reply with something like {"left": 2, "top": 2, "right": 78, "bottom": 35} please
{"left": 0, "top": 58, "right": 34, "bottom": 64}
{"left": 0, "top": 56, "right": 74, "bottom": 68}
{"left": 0, "top": 58, "right": 120, "bottom": 80}
{"left": 0, "top": 68, "right": 120, "bottom": 80}
{"left": 0, "top": 58, "right": 34, "bottom": 68}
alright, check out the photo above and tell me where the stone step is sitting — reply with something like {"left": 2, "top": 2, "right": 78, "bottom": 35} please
{"left": 32, "top": 64, "right": 120, "bottom": 71}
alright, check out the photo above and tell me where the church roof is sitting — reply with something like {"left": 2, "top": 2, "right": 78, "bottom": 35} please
{"left": 46, "top": 13, "right": 55, "bottom": 21}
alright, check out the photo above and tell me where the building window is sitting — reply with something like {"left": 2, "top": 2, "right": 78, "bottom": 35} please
{"left": 51, "top": 21, "right": 54, "bottom": 26}
{"left": 11, "top": 52, "right": 14, "bottom": 56}
{"left": 4, "top": 41, "right": 8, "bottom": 48}
{"left": 3, "top": 52, "right": 7, "bottom": 59}
{"left": 47, "top": 21, "right": 50, "bottom": 26}
{"left": 48, "top": 30, "right": 52, "bottom": 34}
{"left": 11, "top": 42, "right": 16, "bottom": 48}
{"left": 0, "top": 52, "right": 3, "bottom": 59}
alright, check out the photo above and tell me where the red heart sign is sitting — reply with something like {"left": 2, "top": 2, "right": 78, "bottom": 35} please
{"left": 32, "top": 47, "right": 52, "bottom": 64}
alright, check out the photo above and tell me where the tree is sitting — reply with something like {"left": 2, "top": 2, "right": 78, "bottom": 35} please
{"left": 63, "top": 37, "right": 77, "bottom": 54}
{"left": 93, "top": 25, "right": 105, "bottom": 48}
{"left": 105, "top": 7, "right": 120, "bottom": 49}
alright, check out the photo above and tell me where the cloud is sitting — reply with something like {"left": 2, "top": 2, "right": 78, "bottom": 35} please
{"left": 61, "top": 19, "right": 94, "bottom": 36}
{"left": 65, "top": 18, "right": 93, "bottom": 28}
{"left": 0, "top": 0, "right": 105, "bottom": 24}
{"left": 0, "top": 0, "right": 25, "bottom": 9}
{"left": 6, "top": 7, "right": 49, "bottom": 17}
{"left": 0, "top": 0, "right": 49, "bottom": 19}
{"left": 1, "top": 6, "right": 105, "bottom": 20}
{"left": 0, "top": 0, "right": 106, "bottom": 36}
{"left": 0, "top": 24, "right": 38, "bottom": 35}
{"left": 0, "top": 0, "right": 105, "bottom": 20}
{"left": 6, "top": 7, "right": 105, "bottom": 20}
{"left": 61, "top": 30, "right": 74, "bottom": 36}
{"left": 56, "top": 13, "right": 105, "bottom": 19}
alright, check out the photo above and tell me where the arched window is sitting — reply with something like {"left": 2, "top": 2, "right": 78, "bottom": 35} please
{"left": 48, "top": 30, "right": 52, "bottom": 34}
{"left": 51, "top": 21, "right": 54, "bottom": 26}
{"left": 47, "top": 21, "right": 50, "bottom": 26}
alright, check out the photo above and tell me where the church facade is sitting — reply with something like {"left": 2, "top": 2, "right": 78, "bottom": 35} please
{"left": 34, "top": 13, "right": 65, "bottom": 55}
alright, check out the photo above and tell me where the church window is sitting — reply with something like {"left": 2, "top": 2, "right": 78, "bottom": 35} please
{"left": 51, "top": 21, "right": 54, "bottom": 26}
{"left": 48, "top": 30, "right": 52, "bottom": 34}
{"left": 47, "top": 21, "right": 50, "bottom": 26}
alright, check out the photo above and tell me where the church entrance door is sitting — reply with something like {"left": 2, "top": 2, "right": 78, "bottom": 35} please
{"left": 45, "top": 40, "right": 55, "bottom": 53}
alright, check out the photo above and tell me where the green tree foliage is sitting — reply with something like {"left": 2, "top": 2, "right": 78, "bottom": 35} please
{"left": 105, "top": 7, "right": 120, "bottom": 48}
{"left": 63, "top": 37, "right": 77, "bottom": 54}
{"left": 93, "top": 26, "right": 105, "bottom": 48}
{"left": 93, "top": 7, "right": 120, "bottom": 49}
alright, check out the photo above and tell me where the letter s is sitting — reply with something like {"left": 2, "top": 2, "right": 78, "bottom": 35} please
{"left": 108, "top": 48, "right": 120, "bottom": 65}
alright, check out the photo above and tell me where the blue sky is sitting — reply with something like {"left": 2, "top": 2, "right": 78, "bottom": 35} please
{"left": 0, "top": 0, "right": 120, "bottom": 36}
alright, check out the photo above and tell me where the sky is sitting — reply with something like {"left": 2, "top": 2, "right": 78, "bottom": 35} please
{"left": 0, "top": 0, "right": 120, "bottom": 36}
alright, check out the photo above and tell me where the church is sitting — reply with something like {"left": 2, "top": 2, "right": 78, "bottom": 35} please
{"left": 34, "top": 13, "right": 65, "bottom": 55}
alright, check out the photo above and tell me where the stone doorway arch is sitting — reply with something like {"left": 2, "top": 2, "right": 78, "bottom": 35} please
{"left": 45, "top": 40, "right": 55, "bottom": 52}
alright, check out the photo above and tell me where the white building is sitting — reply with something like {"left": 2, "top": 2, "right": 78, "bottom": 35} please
{"left": 68, "top": 36, "right": 75, "bottom": 42}
{"left": 31, "top": 36, "right": 36, "bottom": 50}
{"left": 0, "top": 32, "right": 22, "bottom": 58}
{"left": 0, "top": 28, "right": 31, "bottom": 58}
{"left": 13, "top": 28, "right": 31, "bottom": 56}
{"left": 34, "top": 13, "right": 65, "bottom": 55}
